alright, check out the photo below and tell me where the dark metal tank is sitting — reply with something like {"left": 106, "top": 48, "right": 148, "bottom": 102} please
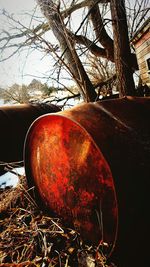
{"left": 0, "top": 103, "right": 60, "bottom": 174}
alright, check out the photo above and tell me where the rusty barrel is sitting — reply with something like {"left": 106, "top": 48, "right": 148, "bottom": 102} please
{"left": 24, "top": 97, "right": 150, "bottom": 266}
{"left": 0, "top": 103, "right": 60, "bottom": 174}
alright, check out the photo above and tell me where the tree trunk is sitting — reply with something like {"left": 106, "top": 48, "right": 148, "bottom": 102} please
{"left": 36, "top": 0, "right": 97, "bottom": 102}
{"left": 110, "top": 0, "right": 136, "bottom": 97}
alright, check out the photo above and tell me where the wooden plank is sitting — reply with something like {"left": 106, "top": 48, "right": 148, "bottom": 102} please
{"left": 141, "top": 70, "right": 149, "bottom": 76}
{"left": 134, "top": 31, "right": 150, "bottom": 49}
{"left": 139, "top": 61, "right": 148, "bottom": 70}
{"left": 141, "top": 72, "right": 149, "bottom": 81}
{"left": 135, "top": 39, "right": 150, "bottom": 54}
{"left": 138, "top": 57, "right": 146, "bottom": 65}
{"left": 138, "top": 64, "right": 149, "bottom": 74}
{"left": 136, "top": 46, "right": 150, "bottom": 60}
{"left": 139, "top": 70, "right": 147, "bottom": 78}
{"left": 139, "top": 61, "right": 147, "bottom": 70}
{"left": 136, "top": 45, "right": 150, "bottom": 58}
{"left": 137, "top": 51, "right": 150, "bottom": 65}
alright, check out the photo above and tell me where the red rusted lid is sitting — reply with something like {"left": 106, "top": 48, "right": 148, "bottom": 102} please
{"left": 24, "top": 114, "right": 118, "bottom": 255}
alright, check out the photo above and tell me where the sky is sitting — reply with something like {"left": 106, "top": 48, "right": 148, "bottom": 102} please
{"left": 0, "top": 0, "right": 83, "bottom": 88}
{"left": 0, "top": 0, "right": 56, "bottom": 88}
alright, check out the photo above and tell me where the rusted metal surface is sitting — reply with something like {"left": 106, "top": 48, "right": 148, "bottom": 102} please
{"left": 0, "top": 103, "right": 60, "bottom": 174}
{"left": 24, "top": 96, "right": 150, "bottom": 266}
{"left": 58, "top": 96, "right": 150, "bottom": 266}
{"left": 24, "top": 104, "right": 118, "bottom": 257}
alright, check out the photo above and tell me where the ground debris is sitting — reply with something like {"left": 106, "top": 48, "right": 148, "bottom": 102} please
{"left": 0, "top": 176, "right": 116, "bottom": 266}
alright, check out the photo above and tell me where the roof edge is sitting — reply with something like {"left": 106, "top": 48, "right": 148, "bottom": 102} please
{"left": 131, "top": 17, "right": 150, "bottom": 44}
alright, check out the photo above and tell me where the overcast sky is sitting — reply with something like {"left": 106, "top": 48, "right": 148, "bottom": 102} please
{"left": 0, "top": 0, "right": 35, "bottom": 13}
{"left": 0, "top": 0, "right": 84, "bottom": 88}
{"left": 0, "top": 0, "right": 54, "bottom": 88}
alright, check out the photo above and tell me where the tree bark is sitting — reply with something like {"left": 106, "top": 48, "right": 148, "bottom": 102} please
{"left": 110, "top": 0, "right": 136, "bottom": 97}
{"left": 74, "top": 34, "right": 107, "bottom": 58}
{"left": 36, "top": 0, "right": 97, "bottom": 102}
{"left": 89, "top": 3, "right": 114, "bottom": 61}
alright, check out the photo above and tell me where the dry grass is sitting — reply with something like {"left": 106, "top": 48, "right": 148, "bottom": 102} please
{"left": 0, "top": 175, "right": 117, "bottom": 267}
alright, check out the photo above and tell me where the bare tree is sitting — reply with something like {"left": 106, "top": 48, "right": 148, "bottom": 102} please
{"left": 0, "top": 0, "right": 149, "bottom": 102}
{"left": 110, "top": 0, "right": 135, "bottom": 96}
{"left": 126, "top": 0, "right": 150, "bottom": 38}
{"left": 87, "top": 56, "right": 116, "bottom": 97}
{"left": 0, "top": 84, "right": 30, "bottom": 104}
{"left": 0, "top": 80, "right": 53, "bottom": 104}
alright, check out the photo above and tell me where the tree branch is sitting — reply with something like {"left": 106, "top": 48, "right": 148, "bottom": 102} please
{"left": 36, "top": 0, "right": 97, "bottom": 102}
{"left": 62, "top": 0, "right": 110, "bottom": 18}
{"left": 88, "top": 3, "right": 114, "bottom": 61}
{"left": 74, "top": 34, "right": 107, "bottom": 58}
{"left": 51, "top": 92, "right": 80, "bottom": 104}
{"left": 94, "top": 73, "right": 116, "bottom": 89}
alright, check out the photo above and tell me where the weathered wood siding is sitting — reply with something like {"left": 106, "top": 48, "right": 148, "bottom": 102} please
{"left": 134, "top": 30, "right": 150, "bottom": 85}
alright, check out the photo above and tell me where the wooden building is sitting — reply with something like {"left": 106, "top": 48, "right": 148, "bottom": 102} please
{"left": 131, "top": 18, "right": 150, "bottom": 87}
